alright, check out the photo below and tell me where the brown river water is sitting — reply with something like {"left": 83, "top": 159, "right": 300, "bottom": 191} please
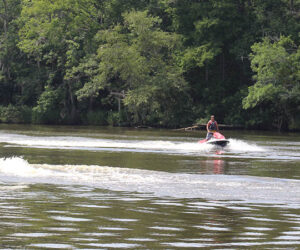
{"left": 0, "top": 124, "right": 299, "bottom": 249}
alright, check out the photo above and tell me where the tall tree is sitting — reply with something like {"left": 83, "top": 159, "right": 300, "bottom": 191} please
{"left": 18, "top": 0, "right": 101, "bottom": 122}
{"left": 243, "top": 36, "right": 300, "bottom": 130}
{"left": 0, "top": 0, "right": 23, "bottom": 105}
{"left": 77, "top": 10, "right": 190, "bottom": 126}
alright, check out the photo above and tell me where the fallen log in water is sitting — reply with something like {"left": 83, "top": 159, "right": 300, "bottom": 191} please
{"left": 175, "top": 124, "right": 243, "bottom": 131}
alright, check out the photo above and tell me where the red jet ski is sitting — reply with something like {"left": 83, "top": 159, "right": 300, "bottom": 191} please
{"left": 199, "top": 132, "right": 230, "bottom": 147}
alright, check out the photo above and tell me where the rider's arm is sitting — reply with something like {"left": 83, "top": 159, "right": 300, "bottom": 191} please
{"left": 206, "top": 121, "right": 210, "bottom": 132}
{"left": 216, "top": 121, "right": 219, "bottom": 131}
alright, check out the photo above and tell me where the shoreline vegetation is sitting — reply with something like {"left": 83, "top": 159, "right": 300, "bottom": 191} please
{"left": 0, "top": 1, "right": 299, "bottom": 131}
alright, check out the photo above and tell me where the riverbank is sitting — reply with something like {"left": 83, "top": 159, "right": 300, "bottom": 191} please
{"left": 1, "top": 105, "right": 300, "bottom": 131}
{"left": 2, "top": 120, "right": 299, "bottom": 133}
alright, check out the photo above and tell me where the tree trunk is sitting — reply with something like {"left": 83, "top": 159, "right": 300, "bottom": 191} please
{"left": 89, "top": 96, "right": 93, "bottom": 111}
{"left": 221, "top": 53, "right": 225, "bottom": 81}
{"left": 290, "top": 0, "right": 294, "bottom": 10}
{"left": 67, "top": 81, "right": 77, "bottom": 123}
{"left": 237, "top": 0, "right": 245, "bottom": 13}
{"left": 205, "top": 64, "right": 209, "bottom": 82}
{"left": 117, "top": 97, "right": 121, "bottom": 113}
{"left": 2, "top": 0, "right": 7, "bottom": 37}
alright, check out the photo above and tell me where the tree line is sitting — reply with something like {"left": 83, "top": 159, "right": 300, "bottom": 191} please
{"left": 0, "top": 0, "right": 299, "bottom": 130}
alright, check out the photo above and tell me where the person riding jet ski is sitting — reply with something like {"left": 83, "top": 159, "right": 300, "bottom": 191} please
{"left": 206, "top": 115, "right": 219, "bottom": 141}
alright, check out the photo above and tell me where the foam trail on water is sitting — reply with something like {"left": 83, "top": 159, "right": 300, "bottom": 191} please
{"left": 227, "top": 139, "right": 265, "bottom": 152}
{"left": 0, "top": 157, "right": 299, "bottom": 203}
{"left": 0, "top": 133, "right": 264, "bottom": 155}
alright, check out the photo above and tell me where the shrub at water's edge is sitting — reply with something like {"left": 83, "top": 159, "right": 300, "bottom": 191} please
{"left": 0, "top": 105, "right": 32, "bottom": 124}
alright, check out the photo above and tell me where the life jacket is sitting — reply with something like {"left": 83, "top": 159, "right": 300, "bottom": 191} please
{"left": 208, "top": 121, "right": 217, "bottom": 131}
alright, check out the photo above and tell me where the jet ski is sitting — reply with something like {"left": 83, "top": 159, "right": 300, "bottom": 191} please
{"left": 199, "top": 132, "right": 230, "bottom": 147}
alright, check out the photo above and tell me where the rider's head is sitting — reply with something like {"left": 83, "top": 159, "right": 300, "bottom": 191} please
{"left": 211, "top": 115, "right": 215, "bottom": 121}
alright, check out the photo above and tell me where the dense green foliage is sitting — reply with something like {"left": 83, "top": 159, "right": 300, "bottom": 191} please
{"left": 243, "top": 36, "right": 300, "bottom": 129}
{"left": 0, "top": 0, "right": 299, "bottom": 129}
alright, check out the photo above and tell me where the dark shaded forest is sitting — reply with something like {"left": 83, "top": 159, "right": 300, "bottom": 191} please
{"left": 0, "top": 0, "right": 299, "bottom": 130}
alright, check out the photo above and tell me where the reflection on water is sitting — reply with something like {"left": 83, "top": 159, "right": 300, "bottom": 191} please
{"left": 0, "top": 124, "right": 299, "bottom": 248}
{"left": 202, "top": 159, "right": 225, "bottom": 174}
{"left": 0, "top": 184, "right": 300, "bottom": 249}
{"left": 213, "top": 159, "right": 225, "bottom": 174}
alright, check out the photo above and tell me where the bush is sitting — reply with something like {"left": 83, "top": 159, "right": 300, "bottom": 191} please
{"left": 107, "top": 110, "right": 130, "bottom": 126}
{"left": 20, "top": 106, "right": 32, "bottom": 123}
{"left": 0, "top": 105, "right": 32, "bottom": 123}
{"left": 195, "top": 117, "right": 209, "bottom": 125}
{"left": 289, "top": 116, "right": 300, "bottom": 131}
{"left": 86, "top": 110, "right": 108, "bottom": 125}
{"left": 32, "top": 86, "right": 62, "bottom": 124}
{"left": 107, "top": 112, "right": 121, "bottom": 126}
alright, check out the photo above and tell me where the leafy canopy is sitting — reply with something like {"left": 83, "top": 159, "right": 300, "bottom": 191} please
{"left": 243, "top": 36, "right": 300, "bottom": 129}
{"left": 77, "top": 10, "right": 190, "bottom": 125}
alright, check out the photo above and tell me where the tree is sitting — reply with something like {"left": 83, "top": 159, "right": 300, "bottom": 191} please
{"left": 0, "top": 0, "right": 24, "bottom": 105}
{"left": 18, "top": 0, "right": 101, "bottom": 122}
{"left": 161, "top": 0, "right": 260, "bottom": 122}
{"left": 76, "top": 10, "right": 190, "bottom": 126}
{"left": 243, "top": 36, "right": 300, "bottom": 130}
{"left": 0, "top": 0, "right": 299, "bottom": 129}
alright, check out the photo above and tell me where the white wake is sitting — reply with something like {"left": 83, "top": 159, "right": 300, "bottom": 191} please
{"left": 0, "top": 133, "right": 264, "bottom": 155}
{"left": 0, "top": 157, "right": 299, "bottom": 203}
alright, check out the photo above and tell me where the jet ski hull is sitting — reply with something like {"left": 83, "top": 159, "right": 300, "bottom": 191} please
{"left": 207, "top": 139, "right": 230, "bottom": 147}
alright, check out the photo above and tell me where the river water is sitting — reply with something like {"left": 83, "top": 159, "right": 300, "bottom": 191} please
{"left": 0, "top": 124, "right": 299, "bottom": 249}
